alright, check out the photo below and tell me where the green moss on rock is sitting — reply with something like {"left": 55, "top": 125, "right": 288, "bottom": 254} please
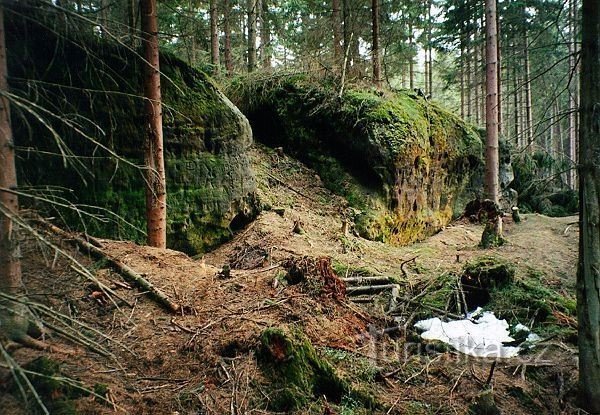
{"left": 257, "top": 328, "right": 376, "bottom": 412}
{"left": 7, "top": 9, "right": 257, "bottom": 254}
{"left": 229, "top": 74, "right": 482, "bottom": 245}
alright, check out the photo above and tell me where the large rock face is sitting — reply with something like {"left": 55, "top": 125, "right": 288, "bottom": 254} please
{"left": 7, "top": 9, "right": 257, "bottom": 254}
{"left": 230, "top": 75, "right": 482, "bottom": 244}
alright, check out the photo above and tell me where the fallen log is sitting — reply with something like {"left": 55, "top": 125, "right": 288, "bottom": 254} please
{"left": 37, "top": 220, "right": 181, "bottom": 314}
{"left": 342, "top": 276, "right": 392, "bottom": 285}
{"left": 346, "top": 284, "right": 398, "bottom": 296}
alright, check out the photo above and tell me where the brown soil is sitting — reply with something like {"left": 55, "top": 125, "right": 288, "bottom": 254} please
{"left": 0, "top": 145, "right": 580, "bottom": 414}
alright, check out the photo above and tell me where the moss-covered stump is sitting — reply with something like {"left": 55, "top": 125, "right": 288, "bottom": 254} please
{"left": 229, "top": 74, "right": 482, "bottom": 245}
{"left": 460, "top": 257, "right": 515, "bottom": 310}
{"left": 257, "top": 328, "right": 375, "bottom": 412}
{"left": 6, "top": 7, "right": 257, "bottom": 254}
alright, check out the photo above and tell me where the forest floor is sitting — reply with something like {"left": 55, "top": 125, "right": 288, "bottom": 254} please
{"left": 0, "top": 144, "right": 580, "bottom": 414}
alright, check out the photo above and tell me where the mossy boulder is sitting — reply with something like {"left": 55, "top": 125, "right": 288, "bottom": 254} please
{"left": 257, "top": 328, "right": 376, "bottom": 411}
{"left": 229, "top": 74, "right": 482, "bottom": 245}
{"left": 6, "top": 7, "right": 257, "bottom": 254}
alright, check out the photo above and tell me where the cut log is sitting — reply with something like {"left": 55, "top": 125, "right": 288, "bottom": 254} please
{"left": 346, "top": 284, "right": 397, "bottom": 296}
{"left": 342, "top": 276, "right": 392, "bottom": 285}
{"left": 37, "top": 220, "right": 181, "bottom": 313}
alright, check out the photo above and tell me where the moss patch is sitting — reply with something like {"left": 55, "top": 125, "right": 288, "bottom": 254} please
{"left": 257, "top": 328, "right": 376, "bottom": 412}
{"left": 229, "top": 74, "right": 482, "bottom": 245}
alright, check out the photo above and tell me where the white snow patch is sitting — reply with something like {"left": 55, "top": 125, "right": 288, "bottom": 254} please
{"left": 414, "top": 308, "right": 537, "bottom": 358}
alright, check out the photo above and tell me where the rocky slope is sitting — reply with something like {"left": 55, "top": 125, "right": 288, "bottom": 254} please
{"left": 7, "top": 6, "right": 257, "bottom": 254}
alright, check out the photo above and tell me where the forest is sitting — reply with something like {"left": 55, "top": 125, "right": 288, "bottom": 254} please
{"left": 0, "top": 0, "right": 598, "bottom": 413}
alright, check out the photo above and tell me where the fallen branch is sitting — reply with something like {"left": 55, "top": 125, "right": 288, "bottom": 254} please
{"left": 342, "top": 276, "right": 392, "bottom": 285}
{"left": 400, "top": 256, "right": 418, "bottom": 279}
{"left": 346, "top": 284, "right": 398, "bottom": 296}
{"left": 37, "top": 220, "right": 181, "bottom": 313}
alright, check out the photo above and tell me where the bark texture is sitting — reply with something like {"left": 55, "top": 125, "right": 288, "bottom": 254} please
{"left": 577, "top": 0, "right": 600, "bottom": 411}
{"left": 371, "top": 0, "right": 381, "bottom": 87}
{"left": 247, "top": 0, "right": 257, "bottom": 72}
{"left": 210, "top": 0, "right": 220, "bottom": 72}
{"left": 484, "top": 0, "right": 499, "bottom": 203}
{"left": 332, "top": 0, "right": 342, "bottom": 68}
{"left": 0, "top": 5, "right": 27, "bottom": 340}
{"left": 141, "top": 0, "right": 167, "bottom": 248}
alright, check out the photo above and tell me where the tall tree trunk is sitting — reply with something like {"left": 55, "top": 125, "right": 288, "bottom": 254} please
{"left": 485, "top": 0, "right": 499, "bottom": 203}
{"left": 224, "top": 0, "right": 233, "bottom": 75}
{"left": 141, "top": 0, "right": 167, "bottom": 248}
{"left": 513, "top": 60, "right": 519, "bottom": 146}
{"left": 371, "top": 0, "right": 381, "bottom": 87}
{"left": 474, "top": 41, "right": 480, "bottom": 125}
{"left": 460, "top": 44, "right": 465, "bottom": 119}
{"left": 568, "top": 0, "right": 578, "bottom": 188}
{"left": 427, "top": 0, "right": 433, "bottom": 97}
{"left": 261, "top": 0, "right": 271, "bottom": 69}
{"left": 247, "top": 0, "right": 257, "bottom": 72}
{"left": 332, "top": 0, "right": 342, "bottom": 71}
{"left": 577, "top": 0, "right": 600, "bottom": 411}
{"left": 210, "top": 0, "right": 220, "bottom": 73}
{"left": 0, "top": 5, "right": 27, "bottom": 340}
{"left": 466, "top": 40, "right": 472, "bottom": 120}
{"left": 481, "top": 0, "right": 502, "bottom": 247}
{"left": 409, "top": 23, "right": 414, "bottom": 90}
{"left": 342, "top": 0, "right": 351, "bottom": 76}
{"left": 127, "top": 0, "right": 138, "bottom": 46}
{"left": 496, "top": 7, "right": 502, "bottom": 137}
{"left": 524, "top": 30, "right": 533, "bottom": 149}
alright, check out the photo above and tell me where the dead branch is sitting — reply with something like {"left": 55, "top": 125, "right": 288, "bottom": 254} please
{"left": 342, "top": 276, "right": 392, "bottom": 285}
{"left": 346, "top": 284, "right": 398, "bottom": 296}
{"left": 400, "top": 256, "right": 418, "bottom": 279}
{"left": 37, "top": 220, "right": 181, "bottom": 313}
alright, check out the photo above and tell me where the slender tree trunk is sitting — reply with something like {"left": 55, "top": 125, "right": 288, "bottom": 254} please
{"left": 427, "top": 0, "right": 433, "bottom": 97}
{"left": 496, "top": 7, "right": 502, "bottom": 137}
{"left": 577, "top": 0, "right": 600, "bottom": 411}
{"left": 127, "top": 0, "right": 138, "bottom": 46}
{"left": 524, "top": 30, "right": 533, "bottom": 149}
{"left": 460, "top": 44, "right": 465, "bottom": 119}
{"left": 0, "top": 5, "right": 27, "bottom": 340}
{"left": 141, "top": 0, "right": 167, "bottom": 248}
{"left": 224, "top": 0, "right": 233, "bottom": 75}
{"left": 474, "top": 41, "right": 480, "bottom": 125}
{"left": 480, "top": 34, "right": 486, "bottom": 127}
{"left": 513, "top": 61, "right": 519, "bottom": 147}
{"left": 332, "top": 0, "right": 343, "bottom": 71}
{"left": 409, "top": 23, "right": 414, "bottom": 90}
{"left": 210, "top": 0, "right": 220, "bottom": 73}
{"left": 568, "top": 0, "right": 578, "bottom": 188}
{"left": 247, "top": 0, "right": 257, "bottom": 72}
{"left": 466, "top": 40, "right": 472, "bottom": 120}
{"left": 371, "top": 0, "right": 381, "bottom": 87}
{"left": 261, "top": 0, "right": 271, "bottom": 69}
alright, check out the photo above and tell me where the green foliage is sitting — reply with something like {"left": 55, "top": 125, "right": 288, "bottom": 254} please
{"left": 511, "top": 152, "right": 578, "bottom": 217}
